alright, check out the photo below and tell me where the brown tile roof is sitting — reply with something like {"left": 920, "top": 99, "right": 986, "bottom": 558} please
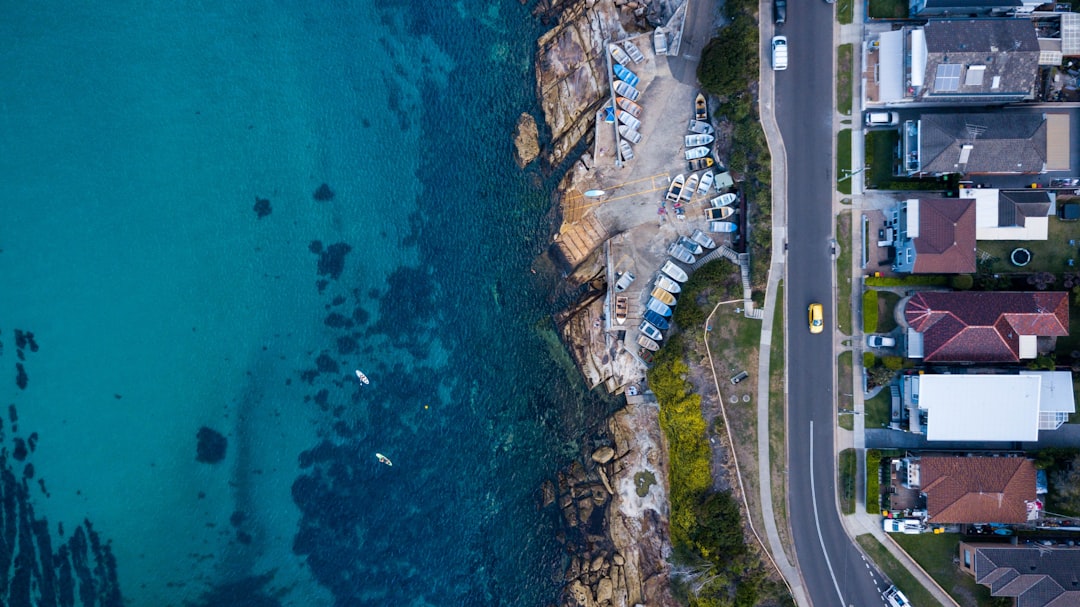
{"left": 912, "top": 198, "right": 977, "bottom": 273}
{"left": 921, "top": 456, "right": 1036, "bottom": 523}
{"left": 904, "top": 291, "right": 1069, "bottom": 362}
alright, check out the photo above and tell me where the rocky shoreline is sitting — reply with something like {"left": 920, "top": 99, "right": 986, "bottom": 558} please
{"left": 523, "top": 1, "right": 685, "bottom": 605}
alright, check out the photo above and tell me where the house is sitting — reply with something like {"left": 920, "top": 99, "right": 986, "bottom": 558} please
{"left": 900, "top": 370, "right": 1075, "bottom": 441}
{"left": 910, "top": 0, "right": 1042, "bottom": 18}
{"left": 959, "top": 187, "right": 1053, "bottom": 240}
{"left": 890, "top": 198, "right": 976, "bottom": 274}
{"left": 959, "top": 543, "right": 1080, "bottom": 606}
{"left": 902, "top": 291, "right": 1069, "bottom": 363}
{"left": 898, "top": 455, "right": 1037, "bottom": 523}
{"left": 907, "top": 112, "right": 1072, "bottom": 176}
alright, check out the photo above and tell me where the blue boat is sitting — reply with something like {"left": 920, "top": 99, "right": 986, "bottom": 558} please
{"left": 612, "top": 63, "right": 639, "bottom": 87}
{"left": 708, "top": 220, "right": 738, "bottom": 233}
{"left": 646, "top": 297, "right": 672, "bottom": 317}
{"left": 644, "top": 310, "right": 670, "bottom": 330}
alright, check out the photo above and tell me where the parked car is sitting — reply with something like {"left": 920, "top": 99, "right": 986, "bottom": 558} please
{"left": 774, "top": 0, "right": 786, "bottom": 25}
{"left": 867, "top": 335, "right": 896, "bottom": 348}
{"left": 771, "top": 35, "right": 788, "bottom": 71}
{"left": 808, "top": 303, "right": 823, "bottom": 334}
{"left": 865, "top": 111, "right": 899, "bottom": 127}
{"left": 883, "top": 519, "right": 924, "bottom": 534}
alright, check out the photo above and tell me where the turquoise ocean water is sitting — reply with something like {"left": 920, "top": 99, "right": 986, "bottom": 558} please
{"left": 1, "top": 2, "right": 614, "bottom": 605}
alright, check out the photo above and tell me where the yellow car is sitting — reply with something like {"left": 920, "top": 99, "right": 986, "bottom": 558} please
{"left": 808, "top": 303, "right": 824, "bottom": 334}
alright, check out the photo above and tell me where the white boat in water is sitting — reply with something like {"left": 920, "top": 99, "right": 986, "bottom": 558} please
{"left": 619, "top": 140, "right": 634, "bottom": 161}
{"left": 622, "top": 39, "right": 645, "bottom": 64}
{"left": 653, "top": 28, "right": 668, "bottom": 55}
{"left": 639, "top": 320, "right": 663, "bottom": 341}
{"left": 646, "top": 297, "right": 673, "bottom": 317}
{"left": 616, "top": 96, "right": 643, "bottom": 118}
{"left": 678, "top": 236, "right": 704, "bottom": 255}
{"left": 661, "top": 260, "right": 689, "bottom": 282}
{"left": 697, "top": 171, "right": 714, "bottom": 195}
{"left": 712, "top": 192, "right": 737, "bottom": 207}
{"left": 609, "top": 44, "right": 631, "bottom": 66}
{"left": 688, "top": 119, "right": 714, "bottom": 135}
{"left": 667, "top": 242, "right": 696, "bottom": 264}
{"left": 681, "top": 174, "right": 699, "bottom": 201}
{"left": 684, "top": 146, "right": 711, "bottom": 160}
{"left": 616, "top": 109, "right": 641, "bottom": 130}
{"left": 618, "top": 125, "right": 642, "bottom": 144}
{"left": 690, "top": 229, "right": 717, "bottom": 250}
{"left": 709, "top": 221, "right": 738, "bottom": 233}
{"left": 376, "top": 452, "right": 392, "bottom": 466}
{"left": 355, "top": 370, "right": 370, "bottom": 384}
{"left": 655, "top": 273, "right": 681, "bottom": 293}
{"left": 665, "top": 174, "right": 685, "bottom": 203}
{"left": 637, "top": 334, "right": 660, "bottom": 352}
{"left": 685, "top": 133, "right": 715, "bottom": 147}
{"left": 613, "top": 80, "right": 640, "bottom": 102}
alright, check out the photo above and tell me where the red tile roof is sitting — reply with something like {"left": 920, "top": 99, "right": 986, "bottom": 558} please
{"left": 920, "top": 457, "right": 1036, "bottom": 524}
{"left": 904, "top": 291, "right": 1069, "bottom": 362}
{"left": 912, "top": 198, "right": 977, "bottom": 274}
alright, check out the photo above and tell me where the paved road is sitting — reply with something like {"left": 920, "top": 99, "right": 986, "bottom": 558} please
{"left": 776, "top": 3, "right": 892, "bottom": 606}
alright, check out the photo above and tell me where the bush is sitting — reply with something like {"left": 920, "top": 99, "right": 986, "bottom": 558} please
{"left": 862, "top": 290, "right": 879, "bottom": 333}
{"left": 950, "top": 274, "right": 974, "bottom": 290}
{"left": 865, "top": 275, "right": 949, "bottom": 287}
{"left": 866, "top": 449, "right": 883, "bottom": 514}
{"left": 863, "top": 352, "right": 876, "bottom": 368}
{"left": 882, "top": 355, "right": 904, "bottom": 370}
{"left": 697, "top": 13, "right": 758, "bottom": 98}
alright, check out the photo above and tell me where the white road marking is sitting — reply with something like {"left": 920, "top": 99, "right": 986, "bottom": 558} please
{"left": 810, "top": 421, "right": 847, "bottom": 606}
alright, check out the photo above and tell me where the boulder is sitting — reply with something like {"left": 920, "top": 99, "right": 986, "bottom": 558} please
{"left": 513, "top": 113, "right": 540, "bottom": 168}
{"left": 591, "top": 555, "right": 606, "bottom": 572}
{"left": 541, "top": 480, "right": 556, "bottom": 508}
{"left": 596, "top": 577, "right": 614, "bottom": 603}
{"left": 591, "top": 446, "right": 615, "bottom": 463}
{"left": 612, "top": 553, "right": 625, "bottom": 566}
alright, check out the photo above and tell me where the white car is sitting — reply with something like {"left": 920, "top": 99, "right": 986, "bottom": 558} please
{"left": 867, "top": 335, "right": 896, "bottom": 348}
{"left": 865, "top": 111, "right": 899, "bottom": 127}
{"left": 771, "top": 35, "right": 788, "bottom": 71}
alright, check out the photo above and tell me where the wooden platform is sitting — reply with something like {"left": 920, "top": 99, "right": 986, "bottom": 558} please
{"left": 555, "top": 211, "right": 610, "bottom": 269}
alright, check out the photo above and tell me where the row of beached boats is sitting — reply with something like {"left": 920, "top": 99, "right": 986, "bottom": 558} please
{"left": 635, "top": 231, "right": 718, "bottom": 355}
{"left": 686, "top": 93, "right": 717, "bottom": 171}
{"left": 609, "top": 40, "right": 647, "bottom": 163}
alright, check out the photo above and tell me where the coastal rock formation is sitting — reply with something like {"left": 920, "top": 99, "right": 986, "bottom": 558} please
{"left": 513, "top": 113, "right": 541, "bottom": 168}
{"left": 550, "top": 400, "right": 676, "bottom": 607}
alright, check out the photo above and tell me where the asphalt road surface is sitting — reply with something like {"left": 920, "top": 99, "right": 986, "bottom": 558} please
{"left": 774, "top": 3, "right": 892, "bottom": 606}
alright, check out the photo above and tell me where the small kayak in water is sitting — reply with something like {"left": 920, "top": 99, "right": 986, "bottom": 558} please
{"left": 376, "top": 453, "right": 392, "bottom": 466}
{"left": 355, "top": 370, "right": 369, "bottom": 384}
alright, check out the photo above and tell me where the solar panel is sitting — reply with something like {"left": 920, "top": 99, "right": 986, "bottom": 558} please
{"left": 935, "top": 63, "right": 961, "bottom": 92}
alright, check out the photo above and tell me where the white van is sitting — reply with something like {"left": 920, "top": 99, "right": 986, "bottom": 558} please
{"left": 771, "top": 36, "right": 788, "bottom": 71}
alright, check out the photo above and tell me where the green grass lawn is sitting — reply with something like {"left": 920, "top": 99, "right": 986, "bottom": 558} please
{"left": 890, "top": 534, "right": 1005, "bottom": 606}
{"left": 836, "top": 0, "right": 853, "bottom": 24}
{"left": 837, "top": 44, "right": 853, "bottom": 116}
{"left": 868, "top": 0, "right": 908, "bottom": 18}
{"left": 865, "top": 388, "right": 892, "bottom": 428}
{"left": 839, "top": 449, "right": 856, "bottom": 514}
{"left": 877, "top": 291, "right": 900, "bottom": 333}
{"left": 838, "top": 351, "right": 853, "bottom": 430}
{"left": 837, "top": 129, "right": 852, "bottom": 195}
{"left": 837, "top": 212, "right": 852, "bottom": 335}
{"left": 856, "top": 535, "right": 939, "bottom": 607}
{"left": 865, "top": 130, "right": 898, "bottom": 190}
{"left": 977, "top": 219, "right": 1080, "bottom": 274}
{"left": 770, "top": 282, "right": 787, "bottom": 529}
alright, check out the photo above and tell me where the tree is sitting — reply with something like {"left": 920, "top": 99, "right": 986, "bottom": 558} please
{"left": 697, "top": 13, "right": 758, "bottom": 98}
{"left": 1052, "top": 454, "right": 1080, "bottom": 516}
{"left": 867, "top": 365, "right": 896, "bottom": 388}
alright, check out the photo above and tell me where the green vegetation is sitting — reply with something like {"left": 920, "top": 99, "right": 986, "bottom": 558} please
{"left": 839, "top": 351, "right": 853, "bottom": 430}
{"left": 1034, "top": 448, "right": 1080, "bottom": 517}
{"left": 877, "top": 291, "right": 900, "bottom": 332}
{"left": 837, "top": 129, "right": 852, "bottom": 195}
{"left": 673, "top": 260, "right": 741, "bottom": 330}
{"left": 891, "top": 534, "right": 1010, "bottom": 607}
{"left": 868, "top": 0, "right": 909, "bottom": 19}
{"left": 866, "top": 449, "right": 882, "bottom": 514}
{"left": 863, "top": 351, "right": 876, "bottom": 368}
{"left": 856, "top": 535, "right": 940, "bottom": 607}
{"left": 650, "top": 336, "right": 778, "bottom": 606}
{"left": 865, "top": 275, "right": 948, "bottom": 287}
{"left": 836, "top": 0, "right": 854, "bottom": 24}
{"left": 865, "top": 389, "right": 892, "bottom": 428}
{"left": 634, "top": 470, "right": 657, "bottom": 497}
{"left": 837, "top": 44, "right": 853, "bottom": 116}
{"left": 862, "top": 290, "right": 879, "bottom": 333}
{"left": 876, "top": 175, "right": 959, "bottom": 191}
{"left": 769, "top": 283, "right": 789, "bottom": 540}
{"left": 837, "top": 212, "right": 852, "bottom": 335}
{"left": 698, "top": 13, "right": 758, "bottom": 98}
{"left": 950, "top": 274, "right": 974, "bottom": 290}
{"left": 865, "top": 130, "right": 899, "bottom": 189}
{"left": 977, "top": 220, "right": 1080, "bottom": 274}
{"left": 839, "top": 449, "right": 856, "bottom": 514}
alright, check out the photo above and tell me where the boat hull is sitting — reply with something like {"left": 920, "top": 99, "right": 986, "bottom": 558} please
{"left": 613, "top": 80, "right": 640, "bottom": 102}
{"left": 667, "top": 243, "right": 696, "bottom": 264}
{"left": 697, "top": 171, "right": 714, "bottom": 195}
{"left": 618, "top": 140, "right": 634, "bottom": 161}
{"left": 646, "top": 297, "right": 672, "bottom": 317}
{"left": 688, "top": 119, "right": 714, "bottom": 134}
{"left": 614, "top": 271, "right": 635, "bottom": 292}
{"left": 661, "top": 260, "right": 689, "bottom": 282}
{"left": 655, "top": 274, "right": 681, "bottom": 293}
{"left": 651, "top": 287, "right": 677, "bottom": 306}
{"left": 712, "top": 193, "right": 737, "bottom": 207}
{"left": 615, "top": 295, "right": 628, "bottom": 324}
{"left": 622, "top": 40, "right": 645, "bottom": 63}
{"left": 616, "top": 110, "right": 641, "bottom": 130}
{"left": 709, "top": 221, "right": 738, "bottom": 233}
{"left": 681, "top": 175, "right": 698, "bottom": 201}
{"left": 609, "top": 44, "right": 631, "bottom": 66}
{"left": 685, "top": 134, "right": 715, "bottom": 147}
{"left": 695, "top": 93, "right": 708, "bottom": 121}
{"left": 684, "top": 146, "right": 711, "bottom": 160}
{"left": 616, "top": 97, "right": 643, "bottom": 118}
{"left": 691, "top": 228, "right": 717, "bottom": 249}
{"left": 639, "top": 320, "right": 663, "bottom": 340}
{"left": 677, "top": 236, "right": 704, "bottom": 255}
{"left": 665, "top": 174, "right": 685, "bottom": 203}
{"left": 637, "top": 334, "right": 660, "bottom": 351}
{"left": 653, "top": 28, "right": 668, "bottom": 55}
{"left": 644, "top": 310, "right": 670, "bottom": 330}
{"left": 707, "top": 207, "right": 734, "bottom": 221}
{"left": 618, "top": 125, "right": 642, "bottom": 144}
{"left": 613, "top": 64, "right": 639, "bottom": 87}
